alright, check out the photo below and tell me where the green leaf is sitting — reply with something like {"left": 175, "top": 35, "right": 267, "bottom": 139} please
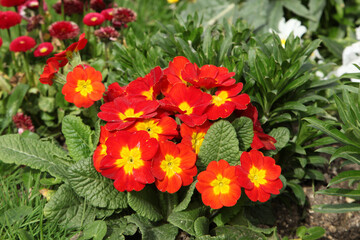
{"left": 68, "top": 157, "right": 127, "bottom": 209}
{"left": 328, "top": 170, "right": 360, "bottom": 187}
{"left": 81, "top": 220, "right": 107, "bottom": 240}
{"left": 198, "top": 120, "right": 240, "bottom": 170}
{"left": 214, "top": 225, "right": 266, "bottom": 240}
{"left": 127, "top": 186, "right": 163, "bottom": 221}
{"left": 0, "top": 134, "right": 69, "bottom": 179}
{"left": 318, "top": 36, "right": 343, "bottom": 59}
{"left": 1, "top": 83, "right": 29, "bottom": 133}
{"left": 272, "top": 101, "right": 307, "bottom": 113}
{"left": 316, "top": 188, "right": 360, "bottom": 198}
{"left": 62, "top": 115, "right": 93, "bottom": 161}
{"left": 106, "top": 218, "right": 138, "bottom": 239}
{"left": 173, "top": 181, "right": 197, "bottom": 212}
{"left": 168, "top": 204, "right": 205, "bottom": 236}
{"left": 126, "top": 214, "right": 178, "bottom": 240}
{"left": 38, "top": 96, "right": 55, "bottom": 113}
{"left": 213, "top": 203, "right": 242, "bottom": 227}
{"left": 0, "top": 206, "right": 33, "bottom": 226}
{"left": 313, "top": 203, "right": 360, "bottom": 213}
{"left": 304, "top": 169, "right": 325, "bottom": 181}
{"left": 269, "top": 127, "right": 290, "bottom": 150}
{"left": 330, "top": 145, "right": 360, "bottom": 164}
{"left": 287, "top": 181, "right": 306, "bottom": 206}
{"left": 194, "top": 216, "right": 209, "bottom": 236}
{"left": 232, "top": 117, "right": 254, "bottom": 151}
{"left": 296, "top": 226, "right": 325, "bottom": 240}
{"left": 282, "top": 0, "right": 314, "bottom": 21}
{"left": 43, "top": 184, "right": 96, "bottom": 229}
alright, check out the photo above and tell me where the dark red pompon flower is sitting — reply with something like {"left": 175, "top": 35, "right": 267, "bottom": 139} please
{"left": 112, "top": 7, "right": 136, "bottom": 29}
{"left": 53, "top": 0, "right": 83, "bottom": 16}
{"left": 12, "top": 112, "right": 34, "bottom": 134}
{"left": 10, "top": 36, "right": 36, "bottom": 52}
{"left": 94, "top": 26, "right": 120, "bottom": 41}
{"left": 49, "top": 21, "right": 80, "bottom": 40}
{"left": 34, "top": 42, "right": 53, "bottom": 57}
{"left": 0, "top": 0, "right": 26, "bottom": 7}
{"left": 83, "top": 12, "right": 105, "bottom": 26}
{"left": 0, "top": 11, "right": 22, "bottom": 29}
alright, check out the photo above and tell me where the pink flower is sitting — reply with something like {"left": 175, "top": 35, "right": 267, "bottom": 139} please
{"left": 49, "top": 21, "right": 80, "bottom": 40}
{"left": 34, "top": 42, "right": 53, "bottom": 57}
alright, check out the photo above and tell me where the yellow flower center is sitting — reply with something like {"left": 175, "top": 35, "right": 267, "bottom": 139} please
{"left": 281, "top": 38, "right": 286, "bottom": 46}
{"left": 115, "top": 146, "right": 143, "bottom": 174}
{"left": 66, "top": 50, "right": 73, "bottom": 59}
{"left": 20, "top": 41, "right": 25, "bottom": 44}
{"left": 212, "top": 91, "right": 230, "bottom": 107}
{"left": 141, "top": 87, "right": 154, "bottom": 100}
{"left": 100, "top": 144, "right": 107, "bottom": 155}
{"left": 39, "top": 47, "right": 48, "bottom": 53}
{"left": 179, "top": 102, "right": 193, "bottom": 115}
{"left": 91, "top": 17, "right": 98, "bottom": 22}
{"left": 75, "top": 79, "right": 93, "bottom": 96}
{"left": 160, "top": 154, "right": 182, "bottom": 178}
{"left": 191, "top": 132, "right": 206, "bottom": 154}
{"left": 248, "top": 166, "right": 267, "bottom": 188}
{"left": 118, "top": 108, "right": 143, "bottom": 121}
{"left": 210, "top": 174, "right": 231, "bottom": 195}
{"left": 135, "top": 119, "right": 162, "bottom": 139}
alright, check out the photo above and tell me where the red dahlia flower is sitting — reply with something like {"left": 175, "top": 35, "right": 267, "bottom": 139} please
{"left": 39, "top": 60, "right": 60, "bottom": 85}
{"left": 55, "top": 33, "right": 87, "bottom": 59}
{"left": 0, "top": 0, "right": 26, "bottom": 7}
{"left": 34, "top": 42, "right": 53, "bottom": 57}
{"left": 12, "top": 112, "right": 34, "bottom": 134}
{"left": 180, "top": 121, "right": 212, "bottom": 154}
{"left": 94, "top": 26, "right": 120, "bottom": 41}
{"left": 101, "top": 8, "right": 114, "bottom": 20}
{"left": 112, "top": 7, "right": 136, "bottom": 29}
{"left": 100, "top": 131, "right": 158, "bottom": 192}
{"left": 49, "top": 21, "right": 80, "bottom": 40}
{"left": 53, "top": 0, "right": 83, "bottom": 16}
{"left": 126, "top": 116, "right": 178, "bottom": 141}
{"left": 93, "top": 126, "right": 118, "bottom": 172}
{"left": 83, "top": 12, "right": 105, "bottom": 26}
{"left": 0, "top": 11, "right": 22, "bottom": 29}
{"left": 98, "top": 97, "right": 159, "bottom": 131}
{"left": 103, "top": 82, "right": 126, "bottom": 102}
{"left": 236, "top": 150, "right": 283, "bottom": 202}
{"left": 152, "top": 141, "right": 197, "bottom": 193}
{"left": 161, "top": 84, "right": 212, "bottom": 127}
{"left": 206, "top": 83, "right": 250, "bottom": 120}
{"left": 196, "top": 160, "right": 241, "bottom": 209}
{"left": 62, "top": 65, "right": 105, "bottom": 108}
{"left": 9, "top": 36, "right": 36, "bottom": 52}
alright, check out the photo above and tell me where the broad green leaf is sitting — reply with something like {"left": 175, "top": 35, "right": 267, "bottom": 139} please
{"left": 106, "top": 218, "right": 138, "bottom": 240}
{"left": 68, "top": 157, "right": 127, "bottom": 209}
{"left": 318, "top": 36, "right": 343, "bottom": 59}
{"left": 168, "top": 203, "right": 206, "bottom": 236}
{"left": 38, "top": 96, "right": 55, "bottom": 113}
{"left": 173, "top": 181, "right": 197, "bottom": 212}
{"left": 304, "top": 137, "right": 336, "bottom": 149}
{"left": 313, "top": 203, "right": 360, "bottom": 213}
{"left": 296, "top": 226, "right": 325, "bottom": 240}
{"left": 127, "top": 186, "right": 163, "bottom": 221}
{"left": 282, "top": 0, "right": 314, "bottom": 21}
{"left": 316, "top": 188, "right": 360, "bottom": 198}
{"left": 232, "top": 117, "right": 254, "bottom": 151}
{"left": 304, "top": 169, "right": 325, "bottom": 181}
{"left": 158, "top": 192, "right": 178, "bottom": 219}
{"left": 213, "top": 203, "right": 242, "bottom": 227}
{"left": 43, "top": 184, "right": 96, "bottom": 228}
{"left": 214, "top": 225, "right": 266, "bottom": 240}
{"left": 62, "top": 115, "right": 93, "bottom": 161}
{"left": 238, "top": 0, "right": 269, "bottom": 30}
{"left": 81, "top": 220, "right": 107, "bottom": 240}
{"left": 307, "top": 156, "right": 328, "bottom": 166}
{"left": 287, "top": 181, "right": 306, "bottom": 206}
{"left": 0, "top": 83, "right": 29, "bottom": 133}
{"left": 0, "top": 134, "right": 69, "bottom": 179}
{"left": 198, "top": 120, "right": 240, "bottom": 170}
{"left": 126, "top": 214, "right": 178, "bottom": 240}
{"left": 194, "top": 216, "right": 209, "bottom": 236}
{"left": 328, "top": 170, "right": 360, "bottom": 187}
{"left": 308, "top": 0, "right": 326, "bottom": 31}
{"left": 269, "top": 127, "right": 290, "bottom": 150}
{"left": 0, "top": 206, "right": 33, "bottom": 226}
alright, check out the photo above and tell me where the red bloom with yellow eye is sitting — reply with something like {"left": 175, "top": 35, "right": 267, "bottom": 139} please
{"left": 180, "top": 121, "right": 212, "bottom": 154}
{"left": 161, "top": 84, "right": 212, "bottom": 127}
{"left": 93, "top": 126, "right": 118, "bottom": 172}
{"left": 152, "top": 141, "right": 197, "bottom": 193}
{"left": 126, "top": 66, "right": 164, "bottom": 101}
{"left": 100, "top": 131, "right": 158, "bottom": 192}
{"left": 103, "top": 82, "right": 126, "bottom": 103}
{"left": 236, "top": 150, "right": 282, "bottom": 202}
{"left": 207, "top": 83, "right": 250, "bottom": 120}
{"left": 62, "top": 65, "right": 105, "bottom": 108}
{"left": 196, "top": 160, "right": 241, "bottom": 209}
{"left": 126, "top": 116, "right": 178, "bottom": 141}
{"left": 98, "top": 97, "right": 159, "bottom": 131}
{"left": 55, "top": 33, "right": 87, "bottom": 60}
{"left": 163, "top": 56, "right": 190, "bottom": 85}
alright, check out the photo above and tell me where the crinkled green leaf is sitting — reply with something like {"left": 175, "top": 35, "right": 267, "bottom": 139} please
{"left": 232, "top": 117, "right": 254, "bottom": 151}
{"left": 168, "top": 203, "right": 206, "bottom": 236}
{"left": 106, "top": 218, "right": 138, "bottom": 239}
{"left": 127, "top": 186, "right": 163, "bottom": 221}
{"left": 214, "top": 225, "right": 266, "bottom": 240}
{"left": 68, "top": 157, "right": 127, "bottom": 209}
{"left": 194, "top": 216, "right": 209, "bottom": 236}
{"left": 43, "top": 184, "right": 96, "bottom": 229}
{"left": 173, "top": 181, "right": 197, "bottom": 212}
{"left": 198, "top": 120, "right": 240, "bottom": 170}
{"left": 81, "top": 220, "right": 107, "bottom": 240}
{"left": 0, "top": 134, "right": 69, "bottom": 179}
{"left": 126, "top": 214, "right": 178, "bottom": 240}
{"left": 62, "top": 115, "right": 93, "bottom": 161}
{"left": 213, "top": 203, "right": 242, "bottom": 227}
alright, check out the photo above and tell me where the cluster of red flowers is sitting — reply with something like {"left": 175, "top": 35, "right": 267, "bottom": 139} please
{"left": 88, "top": 55, "right": 282, "bottom": 208}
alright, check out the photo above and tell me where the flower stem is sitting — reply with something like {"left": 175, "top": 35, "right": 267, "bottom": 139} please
{"left": 22, "top": 53, "right": 34, "bottom": 87}
{"left": 61, "top": 0, "right": 65, "bottom": 21}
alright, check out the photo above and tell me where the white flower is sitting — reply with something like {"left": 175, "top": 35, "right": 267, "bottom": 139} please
{"left": 356, "top": 26, "right": 360, "bottom": 41}
{"left": 335, "top": 42, "right": 360, "bottom": 82}
{"left": 270, "top": 18, "right": 307, "bottom": 47}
